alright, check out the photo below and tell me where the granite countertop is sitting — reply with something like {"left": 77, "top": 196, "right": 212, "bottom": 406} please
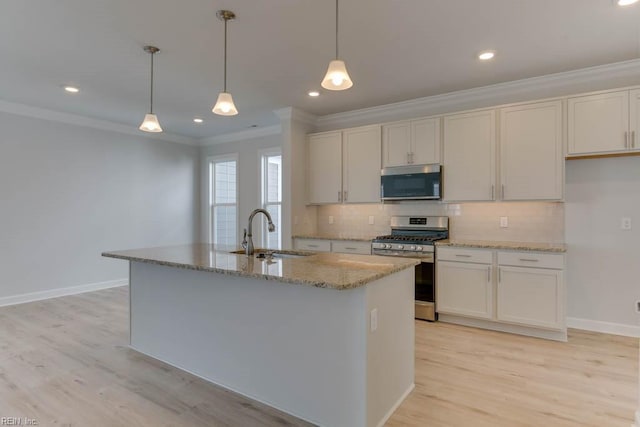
{"left": 102, "top": 244, "right": 419, "bottom": 290}
{"left": 435, "top": 239, "right": 567, "bottom": 253}
{"left": 292, "top": 234, "right": 375, "bottom": 242}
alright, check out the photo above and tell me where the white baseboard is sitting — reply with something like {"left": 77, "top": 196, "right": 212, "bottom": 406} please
{"left": 567, "top": 317, "right": 640, "bottom": 338}
{"left": 376, "top": 383, "right": 415, "bottom": 427}
{"left": 0, "top": 279, "right": 128, "bottom": 307}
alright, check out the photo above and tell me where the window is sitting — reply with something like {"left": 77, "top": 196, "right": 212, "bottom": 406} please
{"left": 260, "top": 150, "right": 282, "bottom": 249}
{"left": 209, "top": 155, "right": 238, "bottom": 246}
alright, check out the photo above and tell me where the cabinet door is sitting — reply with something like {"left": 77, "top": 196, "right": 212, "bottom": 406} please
{"left": 497, "top": 266, "right": 564, "bottom": 330}
{"left": 567, "top": 91, "right": 629, "bottom": 155}
{"left": 308, "top": 132, "right": 342, "bottom": 204}
{"left": 436, "top": 261, "right": 493, "bottom": 319}
{"left": 343, "top": 125, "right": 382, "bottom": 203}
{"left": 443, "top": 110, "right": 496, "bottom": 201}
{"left": 630, "top": 89, "right": 640, "bottom": 152}
{"left": 382, "top": 122, "right": 411, "bottom": 167}
{"left": 500, "top": 101, "right": 563, "bottom": 201}
{"left": 293, "top": 238, "right": 331, "bottom": 252}
{"left": 331, "top": 240, "right": 371, "bottom": 255}
{"left": 411, "top": 117, "right": 441, "bottom": 165}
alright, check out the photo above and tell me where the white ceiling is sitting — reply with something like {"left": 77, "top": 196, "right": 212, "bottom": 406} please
{"left": 1, "top": 1, "right": 640, "bottom": 139}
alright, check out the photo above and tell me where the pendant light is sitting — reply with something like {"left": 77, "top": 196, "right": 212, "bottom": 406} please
{"left": 139, "top": 46, "right": 163, "bottom": 133}
{"left": 213, "top": 10, "right": 238, "bottom": 116}
{"left": 321, "top": 0, "right": 353, "bottom": 91}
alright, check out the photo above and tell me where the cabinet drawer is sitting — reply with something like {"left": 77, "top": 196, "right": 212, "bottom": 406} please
{"left": 436, "top": 247, "right": 493, "bottom": 264}
{"left": 294, "top": 239, "right": 331, "bottom": 252}
{"left": 331, "top": 241, "right": 371, "bottom": 255}
{"left": 497, "top": 251, "right": 564, "bottom": 269}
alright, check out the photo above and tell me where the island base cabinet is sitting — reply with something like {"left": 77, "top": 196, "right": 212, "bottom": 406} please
{"left": 497, "top": 266, "right": 564, "bottom": 330}
{"left": 129, "top": 261, "right": 414, "bottom": 427}
{"left": 436, "top": 261, "right": 493, "bottom": 320}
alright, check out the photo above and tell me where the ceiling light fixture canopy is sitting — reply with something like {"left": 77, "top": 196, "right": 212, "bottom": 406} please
{"left": 213, "top": 10, "right": 238, "bottom": 116}
{"left": 618, "top": 0, "right": 638, "bottom": 6}
{"left": 139, "top": 45, "right": 163, "bottom": 133}
{"left": 321, "top": 0, "right": 353, "bottom": 91}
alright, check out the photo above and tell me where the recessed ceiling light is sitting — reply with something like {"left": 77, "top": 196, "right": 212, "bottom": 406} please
{"left": 193, "top": 118, "right": 204, "bottom": 123}
{"left": 478, "top": 51, "right": 496, "bottom": 61}
{"left": 64, "top": 86, "right": 80, "bottom": 93}
{"left": 308, "top": 91, "right": 320, "bottom": 97}
{"left": 618, "top": 0, "right": 638, "bottom": 6}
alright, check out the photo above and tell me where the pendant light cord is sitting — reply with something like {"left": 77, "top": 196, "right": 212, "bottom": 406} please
{"left": 149, "top": 51, "right": 154, "bottom": 114}
{"left": 335, "top": 0, "right": 339, "bottom": 59}
{"left": 224, "top": 18, "right": 228, "bottom": 92}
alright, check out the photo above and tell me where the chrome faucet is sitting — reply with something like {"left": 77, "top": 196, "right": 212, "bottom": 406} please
{"left": 242, "top": 208, "right": 276, "bottom": 255}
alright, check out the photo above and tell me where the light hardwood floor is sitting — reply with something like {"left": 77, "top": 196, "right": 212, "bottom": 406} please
{"left": 0, "top": 286, "right": 637, "bottom": 426}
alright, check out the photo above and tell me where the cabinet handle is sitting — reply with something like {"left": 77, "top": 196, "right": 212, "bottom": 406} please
{"left": 633, "top": 131, "right": 636, "bottom": 149}
{"left": 498, "top": 267, "right": 501, "bottom": 283}
{"left": 501, "top": 184, "right": 505, "bottom": 199}
{"left": 487, "top": 266, "right": 491, "bottom": 282}
{"left": 407, "top": 152, "right": 411, "bottom": 164}
{"left": 308, "top": 244, "right": 319, "bottom": 248}
{"left": 345, "top": 247, "right": 357, "bottom": 250}
{"left": 491, "top": 185, "right": 495, "bottom": 200}
{"left": 518, "top": 258, "right": 539, "bottom": 262}
{"left": 344, "top": 191, "right": 348, "bottom": 201}
{"left": 625, "top": 131, "right": 629, "bottom": 148}
{"left": 455, "top": 254, "right": 472, "bottom": 258}
{"left": 338, "top": 191, "right": 342, "bottom": 202}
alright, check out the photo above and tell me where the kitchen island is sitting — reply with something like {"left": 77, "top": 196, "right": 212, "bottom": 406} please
{"left": 102, "top": 244, "right": 419, "bottom": 427}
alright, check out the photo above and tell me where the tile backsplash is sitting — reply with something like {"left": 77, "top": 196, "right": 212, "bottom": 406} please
{"left": 316, "top": 201, "right": 564, "bottom": 243}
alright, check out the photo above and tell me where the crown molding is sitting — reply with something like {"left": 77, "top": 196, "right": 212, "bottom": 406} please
{"left": 315, "top": 58, "right": 640, "bottom": 131}
{"left": 273, "top": 107, "right": 317, "bottom": 126}
{"left": 199, "top": 124, "right": 282, "bottom": 146}
{"left": 0, "top": 99, "right": 198, "bottom": 146}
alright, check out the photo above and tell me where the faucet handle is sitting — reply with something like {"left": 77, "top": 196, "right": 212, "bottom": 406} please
{"left": 241, "top": 228, "right": 248, "bottom": 249}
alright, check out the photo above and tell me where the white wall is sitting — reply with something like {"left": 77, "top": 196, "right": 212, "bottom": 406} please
{"left": 0, "top": 112, "right": 199, "bottom": 302}
{"left": 200, "top": 133, "right": 282, "bottom": 248}
{"left": 566, "top": 156, "right": 640, "bottom": 335}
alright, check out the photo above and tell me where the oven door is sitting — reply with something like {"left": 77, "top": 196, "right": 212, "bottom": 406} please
{"left": 414, "top": 261, "right": 436, "bottom": 321}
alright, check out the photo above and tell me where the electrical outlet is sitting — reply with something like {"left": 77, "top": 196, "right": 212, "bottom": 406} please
{"left": 500, "top": 216, "right": 509, "bottom": 228}
{"left": 370, "top": 308, "right": 378, "bottom": 332}
{"left": 621, "top": 217, "right": 632, "bottom": 230}
{"left": 368, "top": 216, "right": 375, "bottom": 225}
{"left": 328, "top": 215, "right": 334, "bottom": 225}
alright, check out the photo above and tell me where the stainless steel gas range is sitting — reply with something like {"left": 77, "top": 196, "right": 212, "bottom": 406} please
{"left": 372, "top": 216, "right": 449, "bottom": 321}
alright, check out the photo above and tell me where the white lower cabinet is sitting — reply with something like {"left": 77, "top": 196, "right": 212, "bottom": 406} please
{"left": 437, "top": 260, "right": 493, "bottom": 319}
{"left": 436, "top": 246, "right": 566, "bottom": 339}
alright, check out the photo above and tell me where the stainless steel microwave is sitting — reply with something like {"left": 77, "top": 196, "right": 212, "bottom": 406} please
{"left": 380, "top": 164, "right": 442, "bottom": 201}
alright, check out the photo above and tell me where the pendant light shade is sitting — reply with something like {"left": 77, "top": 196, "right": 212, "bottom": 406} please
{"left": 321, "top": 59, "right": 353, "bottom": 90}
{"left": 321, "top": 0, "right": 353, "bottom": 91}
{"left": 213, "top": 92, "right": 238, "bottom": 116}
{"left": 139, "top": 46, "right": 163, "bottom": 133}
{"left": 213, "top": 10, "right": 238, "bottom": 116}
{"left": 139, "top": 113, "right": 162, "bottom": 132}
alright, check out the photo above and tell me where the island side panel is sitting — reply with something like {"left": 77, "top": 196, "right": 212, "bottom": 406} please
{"left": 129, "top": 261, "right": 368, "bottom": 427}
{"left": 365, "top": 267, "right": 415, "bottom": 427}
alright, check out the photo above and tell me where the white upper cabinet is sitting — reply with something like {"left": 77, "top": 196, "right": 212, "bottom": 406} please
{"left": 443, "top": 110, "right": 496, "bottom": 201}
{"left": 500, "top": 101, "right": 563, "bottom": 201}
{"left": 382, "top": 118, "right": 440, "bottom": 167}
{"left": 307, "top": 126, "right": 381, "bottom": 205}
{"left": 343, "top": 126, "right": 382, "bottom": 203}
{"left": 567, "top": 90, "right": 629, "bottom": 155}
{"left": 308, "top": 131, "right": 343, "bottom": 204}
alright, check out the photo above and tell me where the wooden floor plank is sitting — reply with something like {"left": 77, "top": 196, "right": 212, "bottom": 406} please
{"left": 0, "top": 286, "right": 637, "bottom": 426}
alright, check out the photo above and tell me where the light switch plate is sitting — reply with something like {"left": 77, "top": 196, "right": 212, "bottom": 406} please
{"left": 328, "top": 215, "right": 334, "bottom": 225}
{"left": 500, "top": 217, "right": 508, "bottom": 228}
{"left": 368, "top": 216, "right": 375, "bottom": 225}
{"left": 370, "top": 308, "right": 378, "bottom": 332}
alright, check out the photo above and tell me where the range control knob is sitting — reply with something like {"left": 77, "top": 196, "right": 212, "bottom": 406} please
{"left": 415, "top": 246, "right": 423, "bottom": 251}
{"left": 409, "top": 245, "right": 416, "bottom": 251}
{"left": 384, "top": 244, "right": 391, "bottom": 249}
{"left": 397, "top": 245, "right": 404, "bottom": 250}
